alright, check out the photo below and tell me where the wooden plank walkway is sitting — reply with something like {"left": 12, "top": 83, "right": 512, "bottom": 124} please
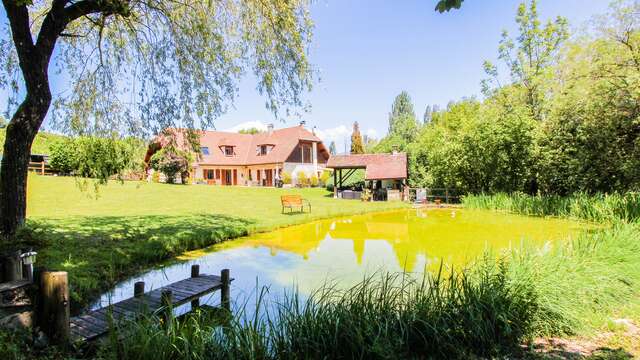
{"left": 70, "top": 271, "right": 230, "bottom": 342}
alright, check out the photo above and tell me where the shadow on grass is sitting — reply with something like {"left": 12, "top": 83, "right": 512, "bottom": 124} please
{"left": 18, "top": 214, "right": 255, "bottom": 310}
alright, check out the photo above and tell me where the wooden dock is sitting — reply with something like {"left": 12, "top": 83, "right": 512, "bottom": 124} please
{"left": 69, "top": 267, "right": 231, "bottom": 342}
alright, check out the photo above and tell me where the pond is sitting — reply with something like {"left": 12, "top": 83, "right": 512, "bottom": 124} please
{"left": 93, "top": 208, "right": 589, "bottom": 310}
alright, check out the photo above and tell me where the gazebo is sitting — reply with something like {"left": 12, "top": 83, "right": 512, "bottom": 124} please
{"left": 326, "top": 152, "right": 408, "bottom": 201}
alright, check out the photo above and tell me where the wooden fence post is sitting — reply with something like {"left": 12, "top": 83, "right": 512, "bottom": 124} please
{"left": 445, "top": 188, "right": 449, "bottom": 204}
{"left": 40, "top": 271, "right": 69, "bottom": 344}
{"left": 41, "top": 161, "right": 45, "bottom": 175}
{"left": 191, "top": 265, "right": 200, "bottom": 309}
{"left": 134, "top": 281, "right": 145, "bottom": 298}
{"left": 221, "top": 269, "right": 230, "bottom": 312}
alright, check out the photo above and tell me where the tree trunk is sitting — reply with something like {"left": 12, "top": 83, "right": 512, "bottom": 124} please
{"left": 0, "top": 96, "right": 49, "bottom": 239}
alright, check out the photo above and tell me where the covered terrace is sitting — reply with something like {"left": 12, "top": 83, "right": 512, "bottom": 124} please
{"left": 326, "top": 152, "right": 408, "bottom": 201}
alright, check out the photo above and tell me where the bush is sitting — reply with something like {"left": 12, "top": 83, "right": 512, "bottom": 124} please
{"left": 296, "top": 171, "right": 308, "bottom": 186}
{"left": 320, "top": 169, "right": 331, "bottom": 185}
{"left": 48, "top": 138, "right": 77, "bottom": 174}
{"left": 48, "top": 136, "right": 141, "bottom": 181}
{"left": 282, "top": 171, "right": 292, "bottom": 185}
{"left": 310, "top": 174, "right": 319, "bottom": 187}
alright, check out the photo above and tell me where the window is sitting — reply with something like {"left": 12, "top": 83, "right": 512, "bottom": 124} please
{"left": 200, "top": 147, "right": 210, "bottom": 155}
{"left": 302, "top": 144, "right": 312, "bottom": 163}
{"left": 257, "top": 144, "right": 272, "bottom": 156}
{"left": 224, "top": 146, "right": 234, "bottom": 156}
{"left": 260, "top": 145, "right": 268, "bottom": 155}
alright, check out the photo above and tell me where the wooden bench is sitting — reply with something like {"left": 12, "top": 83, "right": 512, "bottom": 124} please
{"left": 281, "top": 195, "right": 311, "bottom": 213}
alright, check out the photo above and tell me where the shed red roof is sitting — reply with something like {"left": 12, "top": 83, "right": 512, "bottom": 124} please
{"left": 327, "top": 153, "right": 407, "bottom": 180}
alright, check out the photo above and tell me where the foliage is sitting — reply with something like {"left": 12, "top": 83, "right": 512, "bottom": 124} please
{"left": 1, "top": 0, "right": 315, "bottom": 138}
{"left": 436, "top": 0, "right": 464, "bottom": 13}
{"left": 47, "top": 139, "right": 77, "bottom": 174}
{"left": 388, "top": 91, "right": 417, "bottom": 134}
{"left": 319, "top": 170, "right": 331, "bottom": 185}
{"left": 296, "top": 171, "right": 308, "bottom": 186}
{"left": 310, "top": 174, "right": 319, "bottom": 187}
{"left": 282, "top": 171, "right": 292, "bottom": 185}
{"left": 377, "top": 1, "right": 640, "bottom": 196}
{"left": 238, "top": 127, "right": 263, "bottom": 135}
{"left": 463, "top": 192, "right": 640, "bottom": 223}
{"left": 149, "top": 146, "right": 192, "bottom": 184}
{"left": 482, "top": 0, "right": 569, "bottom": 121}
{"left": 48, "top": 136, "right": 142, "bottom": 181}
{"left": 350, "top": 121, "right": 364, "bottom": 154}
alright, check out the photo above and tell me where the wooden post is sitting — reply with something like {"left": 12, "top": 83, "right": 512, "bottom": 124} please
{"left": 3, "top": 251, "right": 23, "bottom": 282}
{"left": 41, "top": 161, "right": 45, "bottom": 175}
{"left": 191, "top": 265, "right": 200, "bottom": 309}
{"left": 161, "top": 290, "right": 173, "bottom": 325}
{"left": 333, "top": 169, "right": 338, "bottom": 199}
{"left": 221, "top": 269, "right": 230, "bottom": 312}
{"left": 134, "top": 281, "right": 145, "bottom": 298}
{"left": 445, "top": 188, "right": 449, "bottom": 204}
{"left": 191, "top": 264, "right": 200, "bottom": 278}
{"left": 40, "top": 271, "right": 69, "bottom": 344}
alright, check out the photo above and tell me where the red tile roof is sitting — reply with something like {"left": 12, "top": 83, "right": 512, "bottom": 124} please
{"left": 151, "top": 125, "right": 328, "bottom": 166}
{"left": 327, "top": 153, "right": 408, "bottom": 180}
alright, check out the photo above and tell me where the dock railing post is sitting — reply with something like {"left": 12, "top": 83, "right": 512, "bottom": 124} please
{"left": 191, "top": 265, "right": 200, "bottom": 309}
{"left": 134, "top": 281, "right": 145, "bottom": 298}
{"left": 221, "top": 269, "right": 230, "bottom": 313}
{"left": 40, "top": 271, "right": 70, "bottom": 345}
{"left": 161, "top": 290, "right": 173, "bottom": 326}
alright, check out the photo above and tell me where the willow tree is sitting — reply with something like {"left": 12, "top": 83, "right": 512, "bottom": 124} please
{"left": 0, "top": 0, "right": 313, "bottom": 238}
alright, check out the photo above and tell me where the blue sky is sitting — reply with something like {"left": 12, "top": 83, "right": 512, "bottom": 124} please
{"left": 1, "top": 1, "right": 611, "bottom": 150}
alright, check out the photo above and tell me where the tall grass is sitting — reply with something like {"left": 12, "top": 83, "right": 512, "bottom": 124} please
{"left": 462, "top": 192, "right": 640, "bottom": 223}
{"left": 98, "top": 222, "right": 640, "bottom": 359}
{"left": 99, "top": 264, "right": 539, "bottom": 359}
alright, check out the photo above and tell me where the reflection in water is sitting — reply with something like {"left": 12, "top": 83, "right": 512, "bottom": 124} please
{"left": 94, "top": 209, "right": 589, "bottom": 310}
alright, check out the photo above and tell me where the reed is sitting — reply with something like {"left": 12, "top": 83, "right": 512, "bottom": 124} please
{"left": 462, "top": 192, "right": 640, "bottom": 223}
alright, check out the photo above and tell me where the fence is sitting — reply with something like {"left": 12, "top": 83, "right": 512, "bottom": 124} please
{"left": 410, "top": 188, "right": 460, "bottom": 204}
{"left": 27, "top": 161, "right": 56, "bottom": 176}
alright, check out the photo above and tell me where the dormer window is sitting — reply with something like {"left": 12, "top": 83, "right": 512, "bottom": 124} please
{"left": 223, "top": 146, "right": 234, "bottom": 156}
{"left": 257, "top": 144, "right": 273, "bottom": 156}
{"left": 200, "top": 146, "right": 210, "bottom": 155}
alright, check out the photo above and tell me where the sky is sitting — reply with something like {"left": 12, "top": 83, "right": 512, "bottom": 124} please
{"left": 1, "top": 0, "right": 612, "bottom": 151}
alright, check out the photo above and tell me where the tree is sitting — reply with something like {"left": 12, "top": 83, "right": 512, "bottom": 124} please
{"left": 423, "top": 105, "right": 433, "bottom": 124}
{"left": 481, "top": 0, "right": 569, "bottom": 121}
{"left": 0, "top": 0, "right": 313, "bottom": 237}
{"left": 149, "top": 146, "right": 191, "bottom": 184}
{"left": 0, "top": 115, "right": 6, "bottom": 128}
{"left": 329, "top": 141, "right": 337, "bottom": 156}
{"left": 388, "top": 91, "right": 416, "bottom": 134}
{"left": 350, "top": 121, "right": 364, "bottom": 154}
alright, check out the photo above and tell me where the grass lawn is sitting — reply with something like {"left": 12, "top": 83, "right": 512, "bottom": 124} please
{"left": 23, "top": 175, "right": 408, "bottom": 307}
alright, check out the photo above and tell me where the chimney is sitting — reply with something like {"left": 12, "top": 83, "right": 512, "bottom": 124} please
{"left": 299, "top": 120, "right": 306, "bottom": 127}
{"left": 312, "top": 125, "right": 317, "bottom": 135}
{"left": 267, "top": 123, "right": 274, "bottom": 135}
{"left": 392, "top": 145, "right": 399, "bottom": 155}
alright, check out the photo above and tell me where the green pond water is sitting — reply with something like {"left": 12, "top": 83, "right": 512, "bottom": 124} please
{"left": 95, "top": 208, "right": 590, "bottom": 308}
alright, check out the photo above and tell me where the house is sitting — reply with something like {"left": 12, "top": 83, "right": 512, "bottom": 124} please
{"left": 145, "top": 124, "right": 330, "bottom": 186}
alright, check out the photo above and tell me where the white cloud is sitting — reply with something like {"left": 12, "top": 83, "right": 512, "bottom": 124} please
{"left": 365, "top": 128, "right": 379, "bottom": 139}
{"left": 314, "top": 125, "right": 350, "bottom": 144}
{"left": 225, "top": 121, "right": 269, "bottom": 133}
